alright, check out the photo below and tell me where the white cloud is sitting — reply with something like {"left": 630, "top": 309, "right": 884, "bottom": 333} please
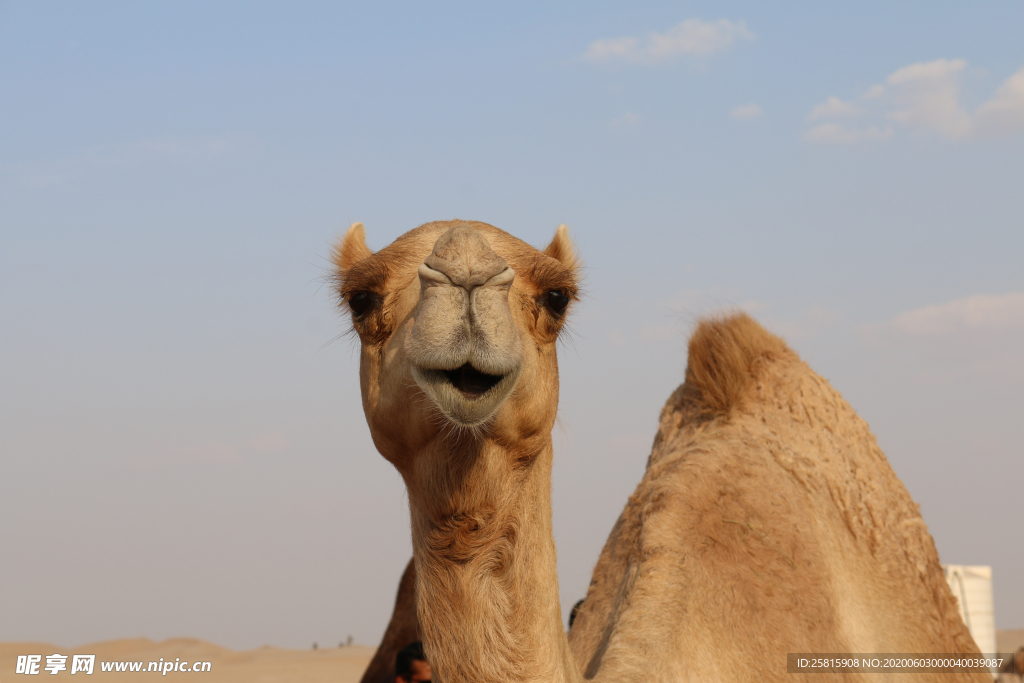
{"left": 886, "top": 292, "right": 1024, "bottom": 337}
{"left": 585, "top": 36, "right": 638, "bottom": 63}
{"left": 805, "top": 60, "right": 1024, "bottom": 143}
{"left": 807, "top": 96, "right": 862, "bottom": 121}
{"left": 730, "top": 103, "right": 762, "bottom": 120}
{"left": 803, "top": 123, "right": 893, "bottom": 144}
{"left": 610, "top": 111, "right": 640, "bottom": 127}
{"left": 862, "top": 293, "right": 1024, "bottom": 384}
{"left": 883, "top": 59, "right": 972, "bottom": 138}
{"left": 974, "top": 65, "right": 1024, "bottom": 137}
{"left": 584, "top": 19, "right": 753, "bottom": 65}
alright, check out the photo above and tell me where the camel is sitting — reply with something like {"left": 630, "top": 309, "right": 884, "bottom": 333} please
{"left": 334, "top": 219, "right": 986, "bottom": 683}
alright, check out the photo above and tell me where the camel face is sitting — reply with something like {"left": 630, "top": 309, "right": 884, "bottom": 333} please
{"left": 334, "top": 220, "right": 578, "bottom": 468}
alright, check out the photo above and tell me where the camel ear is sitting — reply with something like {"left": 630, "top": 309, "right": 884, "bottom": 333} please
{"left": 333, "top": 222, "right": 373, "bottom": 276}
{"left": 543, "top": 224, "right": 579, "bottom": 272}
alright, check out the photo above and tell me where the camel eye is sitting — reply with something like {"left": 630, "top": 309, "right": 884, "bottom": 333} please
{"left": 347, "top": 291, "right": 379, "bottom": 318}
{"left": 543, "top": 290, "right": 570, "bottom": 316}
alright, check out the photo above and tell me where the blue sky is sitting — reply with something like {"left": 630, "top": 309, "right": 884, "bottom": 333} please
{"left": 2, "top": 2, "right": 1022, "bottom": 650}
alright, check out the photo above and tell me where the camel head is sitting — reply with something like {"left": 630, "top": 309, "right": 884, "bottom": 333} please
{"left": 333, "top": 220, "right": 579, "bottom": 474}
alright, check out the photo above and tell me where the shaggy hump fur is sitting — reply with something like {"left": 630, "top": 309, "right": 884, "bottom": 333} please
{"left": 683, "top": 312, "right": 791, "bottom": 418}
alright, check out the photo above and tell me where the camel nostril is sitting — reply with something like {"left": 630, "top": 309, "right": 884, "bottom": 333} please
{"left": 442, "top": 364, "right": 504, "bottom": 399}
{"left": 424, "top": 225, "right": 509, "bottom": 290}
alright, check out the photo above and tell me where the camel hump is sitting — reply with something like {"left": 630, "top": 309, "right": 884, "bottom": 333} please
{"left": 684, "top": 312, "right": 792, "bottom": 416}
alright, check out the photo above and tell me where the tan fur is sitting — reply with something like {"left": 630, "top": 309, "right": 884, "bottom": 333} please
{"left": 335, "top": 222, "right": 983, "bottom": 683}
{"left": 335, "top": 222, "right": 373, "bottom": 275}
{"left": 681, "top": 312, "right": 789, "bottom": 417}
{"left": 543, "top": 224, "right": 579, "bottom": 272}
{"left": 336, "top": 220, "right": 579, "bottom": 683}
{"left": 568, "top": 313, "right": 981, "bottom": 681}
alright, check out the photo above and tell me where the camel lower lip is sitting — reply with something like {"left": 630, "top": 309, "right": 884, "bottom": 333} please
{"left": 411, "top": 363, "right": 521, "bottom": 427}
{"left": 442, "top": 363, "right": 504, "bottom": 399}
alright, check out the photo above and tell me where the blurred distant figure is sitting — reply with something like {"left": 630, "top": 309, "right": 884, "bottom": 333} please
{"left": 395, "top": 641, "right": 431, "bottom": 683}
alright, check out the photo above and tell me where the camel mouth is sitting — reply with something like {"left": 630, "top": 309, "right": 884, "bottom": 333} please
{"left": 441, "top": 364, "right": 504, "bottom": 399}
{"left": 411, "top": 362, "right": 522, "bottom": 427}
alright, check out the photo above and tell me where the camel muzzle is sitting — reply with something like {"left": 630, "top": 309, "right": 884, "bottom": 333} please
{"left": 405, "top": 225, "right": 525, "bottom": 426}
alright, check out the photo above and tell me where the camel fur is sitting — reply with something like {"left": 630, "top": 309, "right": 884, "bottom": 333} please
{"left": 336, "top": 219, "right": 985, "bottom": 683}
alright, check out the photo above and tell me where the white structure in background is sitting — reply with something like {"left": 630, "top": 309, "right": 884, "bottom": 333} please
{"left": 944, "top": 565, "right": 996, "bottom": 656}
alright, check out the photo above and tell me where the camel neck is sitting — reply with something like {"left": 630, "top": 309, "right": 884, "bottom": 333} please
{"left": 407, "top": 436, "right": 580, "bottom": 683}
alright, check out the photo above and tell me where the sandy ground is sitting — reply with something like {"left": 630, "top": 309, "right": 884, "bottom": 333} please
{"left": 3, "top": 631, "right": 1022, "bottom": 680}
{"left": 0, "top": 638, "right": 373, "bottom": 682}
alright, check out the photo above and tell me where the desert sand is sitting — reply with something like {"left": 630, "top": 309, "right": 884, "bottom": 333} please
{"left": 3, "top": 630, "right": 1021, "bottom": 680}
{"left": 0, "top": 638, "right": 373, "bottom": 682}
